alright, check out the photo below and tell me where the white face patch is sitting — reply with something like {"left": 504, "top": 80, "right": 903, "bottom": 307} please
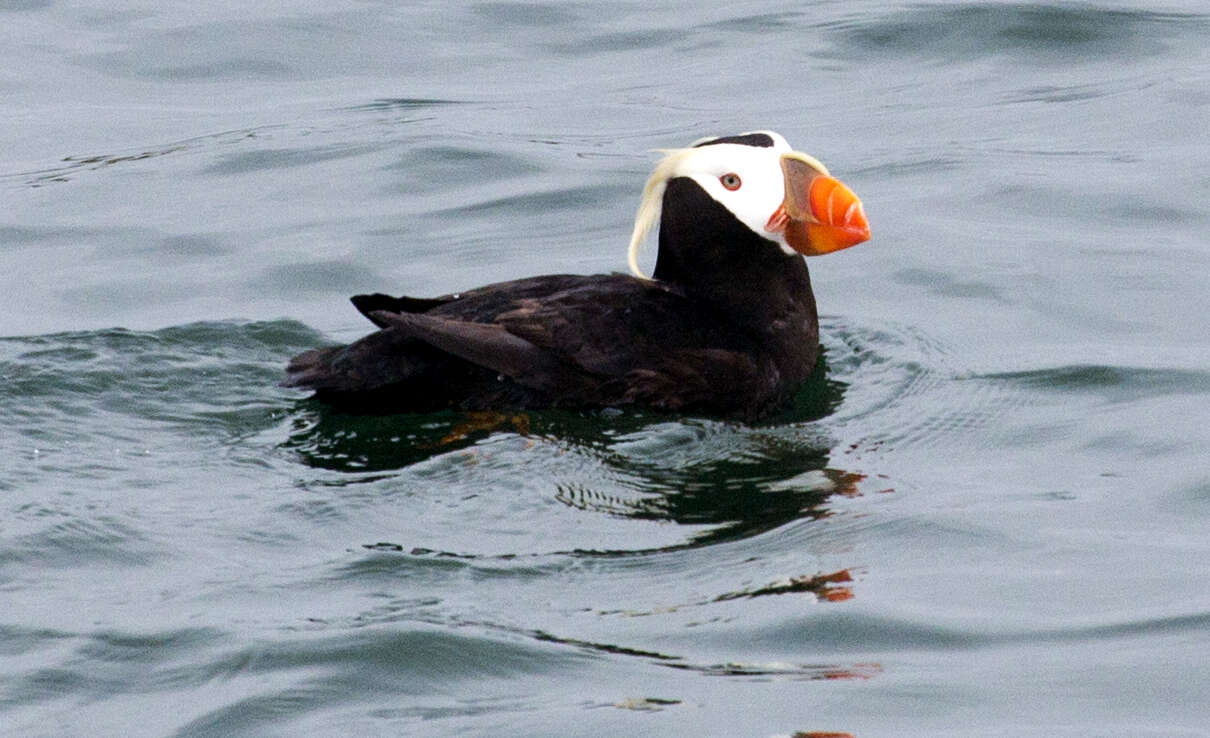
{"left": 628, "top": 130, "right": 813, "bottom": 278}
{"left": 676, "top": 139, "right": 795, "bottom": 256}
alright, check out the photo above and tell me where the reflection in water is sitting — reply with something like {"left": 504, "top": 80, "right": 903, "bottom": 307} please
{"left": 284, "top": 354, "right": 853, "bottom": 549}
{"left": 714, "top": 569, "right": 856, "bottom": 603}
{"left": 557, "top": 462, "right": 861, "bottom": 551}
{"left": 592, "top": 568, "right": 858, "bottom": 618}
{"left": 283, "top": 346, "right": 878, "bottom": 713}
{"left": 282, "top": 404, "right": 488, "bottom": 470}
{"left": 535, "top": 626, "right": 879, "bottom": 681}
{"left": 664, "top": 661, "right": 880, "bottom": 681}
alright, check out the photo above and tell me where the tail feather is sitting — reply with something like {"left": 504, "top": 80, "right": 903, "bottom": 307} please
{"left": 350, "top": 293, "right": 451, "bottom": 327}
{"left": 281, "top": 345, "right": 344, "bottom": 389}
{"left": 281, "top": 328, "right": 433, "bottom": 394}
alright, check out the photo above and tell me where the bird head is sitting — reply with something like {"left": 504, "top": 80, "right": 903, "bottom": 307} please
{"left": 628, "top": 131, "right": 870, "bottom": 278}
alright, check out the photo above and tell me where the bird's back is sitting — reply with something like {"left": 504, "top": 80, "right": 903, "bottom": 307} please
{"left": 283, "top": 272, "right": 793, "bottom": 417}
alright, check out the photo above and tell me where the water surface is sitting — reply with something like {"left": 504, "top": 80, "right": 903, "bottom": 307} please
{"left": 4, "top": 2, "right": 1210, "bottom": 736}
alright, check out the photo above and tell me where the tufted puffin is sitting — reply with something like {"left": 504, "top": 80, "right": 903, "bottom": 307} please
{"left": 283, "top": 131, "right": 870, "bottom": 420}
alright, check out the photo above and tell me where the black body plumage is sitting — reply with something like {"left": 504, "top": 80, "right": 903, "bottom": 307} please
{"left": 284, "top": 151, "right": 824, "bottom": 420}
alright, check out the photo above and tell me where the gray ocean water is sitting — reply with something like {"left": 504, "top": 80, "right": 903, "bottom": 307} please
{"left": 4, "top": 2, "right": 1210, "bottom": 736}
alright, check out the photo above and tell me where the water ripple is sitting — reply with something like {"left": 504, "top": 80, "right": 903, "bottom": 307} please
{"left": 827, "top": 3, "right": 1208, "bottom": 63}
{"left": 819, "top": 317, "right": 1016, "bottom": 453}
{"left": 201, "top": 143, "right": 388, "bottom": 176}
{"left": 977, "top": 364, "right": 1210, "bottom": 403}
{"left": 4, "top": 128, "right": 278, "bottom": 188}
{"left": 170, "top": 627, "right": 590, "bottom": 737}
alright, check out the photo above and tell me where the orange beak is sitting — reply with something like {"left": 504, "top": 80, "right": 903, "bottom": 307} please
{"left": 766, "top": 152, "right": 870, "bottom": 256}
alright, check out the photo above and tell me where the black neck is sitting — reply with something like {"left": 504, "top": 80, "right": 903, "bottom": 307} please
{"left": 653, "top": 177, "right": 818, "bottom": 338}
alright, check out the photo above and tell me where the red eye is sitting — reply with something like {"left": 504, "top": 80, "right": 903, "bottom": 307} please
{"left": 720, "top": 173, "right": 742, "bottom": 191}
